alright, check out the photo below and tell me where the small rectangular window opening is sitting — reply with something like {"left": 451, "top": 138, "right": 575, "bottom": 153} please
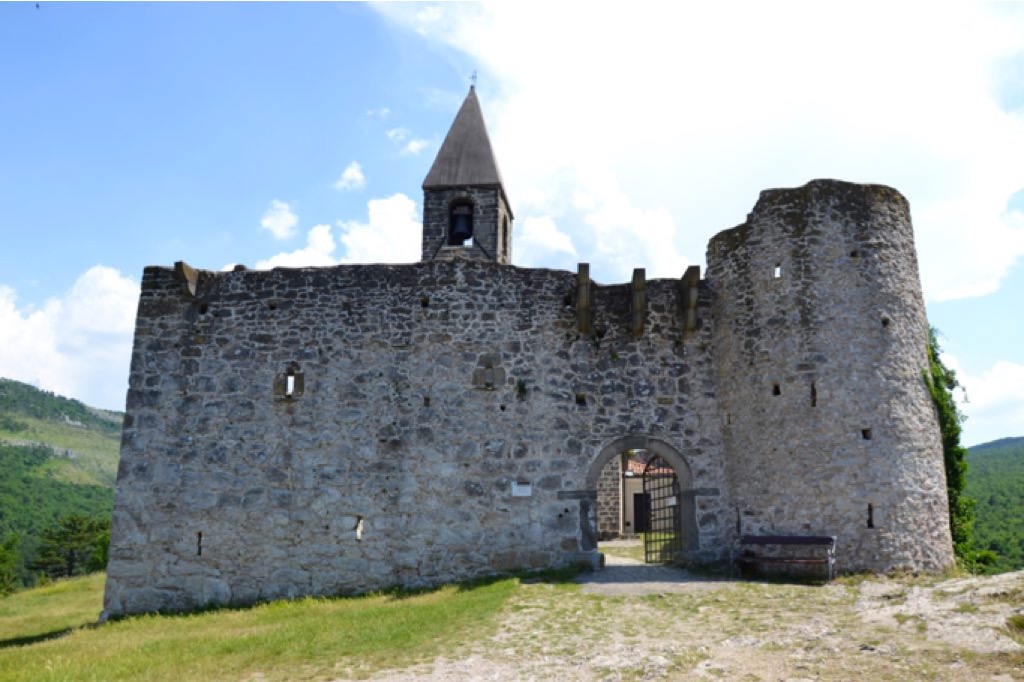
{"left": 575, "top": 393, "right": 586, "bottom": 406}
{"left": 354, "top": 516, "right": 364, "bottom": 542}
{"left": 773, "top": 264, "right": 782, "bottom": 279}
{"left": 862, "top": 428, "right": 873, "bottom": 440}
{"left": 772, "top": 383, "right": 781, "bottom": 396}
{"left": 867, "top": 504, "right": 875, "bottom": 529}
{"left": 197, "top": 531, "right": 203, "bottom": 556}
{"left": 811, "top": 382, "right": 817, "bottom": 407}
{"left": 286, "top": 374, "right": 296, "bottom": 397}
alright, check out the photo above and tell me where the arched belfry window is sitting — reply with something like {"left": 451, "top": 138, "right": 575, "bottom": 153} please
{"left": 449, "top": 201, "right": 474, "bottom": 246}
{"left": 501, "top": 216, "right": 509, "bottom": 256}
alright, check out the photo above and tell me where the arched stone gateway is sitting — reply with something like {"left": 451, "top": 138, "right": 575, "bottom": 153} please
{"left": 583, "top": 436, "right": 700, "bottom": 563}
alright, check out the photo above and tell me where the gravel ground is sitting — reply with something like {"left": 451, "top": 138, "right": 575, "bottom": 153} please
{"left": 365, "top": 544, "right": 1023, "bottom": 682}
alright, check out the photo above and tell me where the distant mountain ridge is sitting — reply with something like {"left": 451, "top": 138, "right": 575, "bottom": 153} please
{"left": 0, "top": 379, "right": 121, "bottom": 436}
{"left": 969, "top": 436, "right": 1024, "bottom": 453}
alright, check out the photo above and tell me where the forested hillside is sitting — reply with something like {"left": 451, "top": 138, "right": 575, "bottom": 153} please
{"left": 967, "top": 436, "right": 1024, "bottom": 573}
{"left": 0, "top": 379, "right": 120, "bottom": 589}
{"left": 0, "top": 379, "right": 121, "bottom": 436}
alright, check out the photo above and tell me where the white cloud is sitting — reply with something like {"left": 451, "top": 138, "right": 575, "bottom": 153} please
{"left": 0, "top": 266, "right": 138, "bottom": 411}
{"left": 941, "top": 352, "right": 1024, "bottom": 446}
{"left": 366, "top": 107, "right": 391, "bottom": 119}
{"left": 580, "top": 185, "right": 691, "bottom": 282}
{"left": 514, "top": 215, "right": 578, "bottom": 271}
{"left": 376, "top": 3, "right": 1024, "bottom": 294}
{"left": 255, "top": 224, "right": 338, "bottom": 269}
{"left": 403, "top": 139, "right": 430, "bottom": 156}
{"left": 260, "top": 199, "right": 299, "bottom": 240}
{"left": 386, "top": 128, "right": 431, "bottom": 156}
{"left": 413, "top": 6, "right": 443, "bottom": 36}
{"left": 338, "top": 193, "right": 421, "bottom": 264}
{"left": 253, "top": 193, "right": 422, "bottom": 268}
{"left": 334, "top": 161, "right": 366, "bottom": 191}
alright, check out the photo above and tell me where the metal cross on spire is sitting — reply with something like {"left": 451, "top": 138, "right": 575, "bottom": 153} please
{"left": 470, "top": 70, "right": 477, "bottom": 89}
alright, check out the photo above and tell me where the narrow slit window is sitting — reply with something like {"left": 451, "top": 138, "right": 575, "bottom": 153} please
{"left": 772, "top": 383, "right": 781, "bottom": 396}
{"left": 867, "top": 504, "right": 875, "bottom": 529}
{"left": 274, "top": 366, "right": 304, "bottom": 399}
{"left": 773, "top": 264, "right": 782, "bottom": 279}
{"left": 197, "top": 532, "right": 203, "bottom": 556}
{"left": 811, "top": 382, "right": 817, "bottom": 407}
{"left": 354, "top": 516, "right": 364, "bottom": 541}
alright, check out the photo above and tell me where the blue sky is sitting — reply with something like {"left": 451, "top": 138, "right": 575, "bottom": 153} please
{"left": 1, "top": 3, "right": 1023, "bottom": 447}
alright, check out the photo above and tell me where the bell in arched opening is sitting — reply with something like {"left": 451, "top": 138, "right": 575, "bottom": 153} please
{"left": 449, "top": 204, "right": 474, "bottom": 245}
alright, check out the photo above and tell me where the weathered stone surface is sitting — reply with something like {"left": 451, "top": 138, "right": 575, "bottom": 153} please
{"left": 706, "top": 180, "right": 953, "bottom": 573}
{"left": 103, "top": 179, "right": 953, "bottom": 617}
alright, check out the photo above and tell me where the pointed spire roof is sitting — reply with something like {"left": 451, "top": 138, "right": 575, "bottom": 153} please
{"left": 423, "top": 86, "right": 508, "bottom": 202}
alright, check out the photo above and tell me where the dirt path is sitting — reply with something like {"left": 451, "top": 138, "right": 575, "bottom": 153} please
{"left": 369, "top": 549, "right": 1023, "bottom": 681}
{"left": 576, "top": 554, "right": 733, "bottom": 597}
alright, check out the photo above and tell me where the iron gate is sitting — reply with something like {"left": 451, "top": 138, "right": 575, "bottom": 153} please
{"left": 642, "top": 455, "right": 683, "bottom": 563}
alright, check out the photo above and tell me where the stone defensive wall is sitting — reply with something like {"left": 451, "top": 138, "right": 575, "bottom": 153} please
{"left": 707, "top": 179, "right": 953, "bottom": 572}
{"left": 104, "top": 255, "right": 728, "bottom": 616}
{"left": 104, "top": 179, "right": 954, "bottom": 617}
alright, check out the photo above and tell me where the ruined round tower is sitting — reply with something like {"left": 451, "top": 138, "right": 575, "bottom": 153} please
{"left": 707, "top": 180, "right": 954, "bottom": 572}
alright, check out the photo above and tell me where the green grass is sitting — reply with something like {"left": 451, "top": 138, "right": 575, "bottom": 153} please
{"left": 0, "top": 573, "right": 104, "bottom": 645}
{"left": 1008, "top": 614, "right": 1024, "bottom": 642}
{"left": 0, "top": 572, "right": 519, "bottom": 681}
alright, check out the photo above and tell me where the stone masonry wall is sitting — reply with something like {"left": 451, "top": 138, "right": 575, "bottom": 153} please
{"left": 596, "top": 455, "right": 622, "bottom": 539}
{"left": 706, "top": 180, "right": 954, "bottom": 572}
{"left": 105, "top": 178, "right": 955, "bottom": 616}
{"left": 104, "top": 258, "right": 728, "bottom": 616}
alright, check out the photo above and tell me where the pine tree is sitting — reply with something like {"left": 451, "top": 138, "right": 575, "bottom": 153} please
{"left": 32, "top": 514, "right": 110, "bottom": 579}
{"left": 0, "top": 534, "right": 18, "bottom": 595}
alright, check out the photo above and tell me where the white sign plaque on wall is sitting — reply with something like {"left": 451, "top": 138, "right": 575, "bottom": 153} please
{"left": 511, "top": 481, "right": 532, "bottom": 497}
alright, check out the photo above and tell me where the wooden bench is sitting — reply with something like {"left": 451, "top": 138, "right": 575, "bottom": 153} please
{"left": 735, "top": 535, "right": 836, "bottom": 581}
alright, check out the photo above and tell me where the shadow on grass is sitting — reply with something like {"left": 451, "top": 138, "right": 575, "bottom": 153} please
{"left": 0, "top": 627, "right": 75, "bottom": 650}
{"left": 103, "top": 563, "right": 588, "bottom": 622}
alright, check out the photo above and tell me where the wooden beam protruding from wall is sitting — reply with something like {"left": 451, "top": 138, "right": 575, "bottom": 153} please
{"left": 577, "top": 263, "right": 592, "bottom": 334}
{"left": 681, "top": 265, "right": 700, "bottom": 333}
{"left": 631, "top": 268, "right": 646, "bottom": 338}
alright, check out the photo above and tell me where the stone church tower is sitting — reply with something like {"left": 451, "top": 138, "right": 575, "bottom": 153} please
{"left": 420, "top": 86, "right": 513, "bottom": 264}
